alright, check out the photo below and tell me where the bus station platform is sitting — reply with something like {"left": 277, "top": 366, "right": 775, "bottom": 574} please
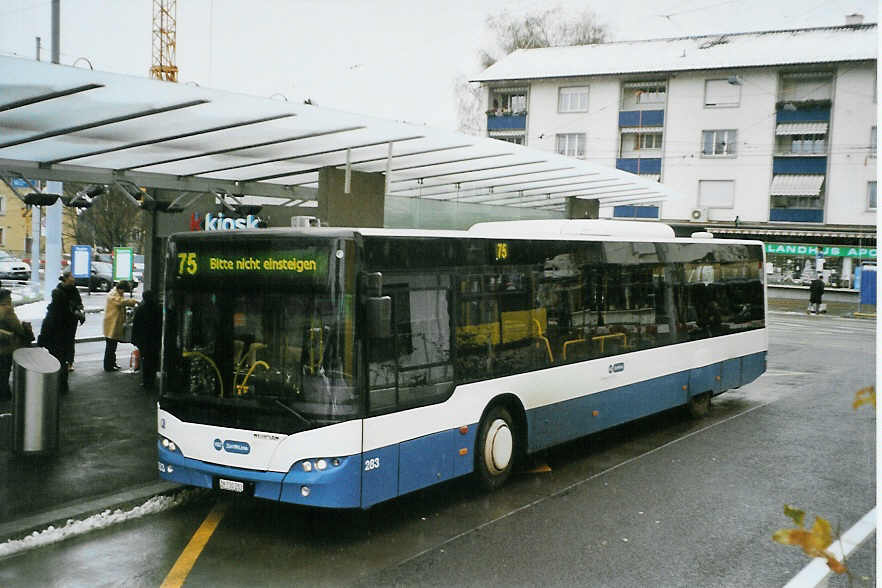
{"left": 0, "top": 344, "right": 176, "bottom": 544}
{"left": 0, "top": 298, "right": 874, "bottom": 544}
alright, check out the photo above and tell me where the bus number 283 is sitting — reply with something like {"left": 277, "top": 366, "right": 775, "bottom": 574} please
{"left": 364, "top": 457, "right": 380, "bottom": 471}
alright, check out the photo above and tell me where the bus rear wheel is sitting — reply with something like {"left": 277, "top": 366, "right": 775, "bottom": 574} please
{"left": 475, "top": 405, "right": 516, "bottom": 490}
{"left": 687, "top": 392, "right": 711, "bottom": 418}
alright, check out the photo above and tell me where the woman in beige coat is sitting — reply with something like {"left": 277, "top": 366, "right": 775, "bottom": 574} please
{"left": 103, "top": 281, "right": 138, "bottom": 372}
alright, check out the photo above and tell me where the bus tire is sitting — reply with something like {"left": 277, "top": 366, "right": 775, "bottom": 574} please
{"left": 475, "top": 405, "right": 516, "bottom": 490}
{"left": 687, "top": 392, "right": 711, "bottom": 418}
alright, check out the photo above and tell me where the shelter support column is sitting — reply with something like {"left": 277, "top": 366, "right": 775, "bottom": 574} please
{"left": 317, "top": 167, "right": 385, "bottom": 228}
{"left": 43, "top": 181, "right": 62, "bottom": 298}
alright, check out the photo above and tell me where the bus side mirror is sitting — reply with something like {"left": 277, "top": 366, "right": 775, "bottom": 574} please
{"left": 367, "top": 296, "right": 392, "bottom": 339}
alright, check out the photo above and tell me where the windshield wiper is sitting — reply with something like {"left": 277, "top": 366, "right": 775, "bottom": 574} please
{"left": 274, "top": 398, "right": 313, "bottom": 427}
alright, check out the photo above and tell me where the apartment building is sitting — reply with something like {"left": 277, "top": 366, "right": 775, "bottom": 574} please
{"left": 474, "top": 19, "right": 877, "bottom": 289}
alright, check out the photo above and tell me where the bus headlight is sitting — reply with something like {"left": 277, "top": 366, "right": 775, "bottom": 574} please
{"left": 159, "top": 436, "right": 181, "bottom": 454}
{"left": 298, "top": 457, "right": 343, "bottom": 473}
{"left": 301, "top": 486, "right": 310, "bottom": 497}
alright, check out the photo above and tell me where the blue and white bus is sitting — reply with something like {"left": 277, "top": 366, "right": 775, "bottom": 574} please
{"left": 157, "top": 220, "right": 766, "bottom": 508}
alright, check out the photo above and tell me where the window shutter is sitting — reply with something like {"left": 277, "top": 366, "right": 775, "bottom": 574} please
{"left": 705, "top": 79, "right": 739, "bottom": 106}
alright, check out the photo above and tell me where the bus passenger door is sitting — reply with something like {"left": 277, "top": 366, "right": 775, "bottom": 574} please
{"left": 362, "top": 279, "right": 455, "bottom": 506}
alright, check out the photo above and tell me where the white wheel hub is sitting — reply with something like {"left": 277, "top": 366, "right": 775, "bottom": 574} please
{"left": 484, "top": 418, "right": 513, "bottom": 475}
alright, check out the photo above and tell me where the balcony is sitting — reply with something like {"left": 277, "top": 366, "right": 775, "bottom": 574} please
{"left": 769, "top": 208, "right": 824, "bottom": 223}
{"left": 487, "top": 112, "right": 527, "bottom": 131}
{"left": 613, "top": 205, "right": 659, "bottom": 219}
{"left": 775, "top": 104, "right": 831, "bottom": 123}
{"left": 618, "top": 110, "right": 664, "bottom": 128}
{"left": 772, "top": 157, "right": 827, "bottom": 174}
{"left": 616, "top": 158, "right": 661, "bottom": 174}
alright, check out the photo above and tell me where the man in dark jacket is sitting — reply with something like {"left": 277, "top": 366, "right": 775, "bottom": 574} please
{"left": 132, "top": 290, "right": 162, "bottom": 389}
{"left": 809, "top": 276, "right": 825, "bottom": 314}
{"left": 38, "top": 271, "right": 85, "bottom": 393}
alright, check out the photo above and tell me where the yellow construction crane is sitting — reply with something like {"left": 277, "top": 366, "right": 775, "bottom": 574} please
{"left": 150, "top": 0, "right": 178, "bottom": 82}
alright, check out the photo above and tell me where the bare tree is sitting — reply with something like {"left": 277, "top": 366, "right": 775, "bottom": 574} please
{"left": 456, "top": 6, "right": 610, "bottom": 135}
{"left": 63, "top": 184, "right": 144, "bottom": 252}
{"left": 481, "top": 7, "right": 609, "bottom": 68}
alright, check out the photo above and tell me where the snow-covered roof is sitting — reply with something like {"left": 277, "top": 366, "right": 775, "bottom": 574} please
{"left": 473, "top": 24, "right": 877, "bottom": 83}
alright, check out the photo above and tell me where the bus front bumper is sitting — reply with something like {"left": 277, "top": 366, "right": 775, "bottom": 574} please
{"left": 157, "top": 442, "right": 362, "bottom": 508}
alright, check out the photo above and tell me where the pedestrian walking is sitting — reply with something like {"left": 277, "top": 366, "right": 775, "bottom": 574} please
{"left": 131, "top": 290, "right": 162, "bottom": 389}
{"left": 0, "top": 289, "right": 34, "bottom": 400}
{"left": 809, "top": 275, "right": 825, "bottom": 314}
{"left": 103, "top": 281, "right": 138, "bottom": 372}
{"left": 37, "top": 271, "right": 85, "bottom": 393}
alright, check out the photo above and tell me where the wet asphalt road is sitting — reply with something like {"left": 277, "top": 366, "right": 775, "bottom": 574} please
{"left": 0, "top": 312, "right": 875, "bottom": 587}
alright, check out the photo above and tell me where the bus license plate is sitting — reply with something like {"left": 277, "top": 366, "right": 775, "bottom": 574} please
{"left": 218, "top": 478, "right": 244, "bottom": 493}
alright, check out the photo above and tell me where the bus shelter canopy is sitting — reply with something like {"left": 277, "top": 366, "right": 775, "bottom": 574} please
{"left": 0, "top": 56, "right": 678, "bottom": 212}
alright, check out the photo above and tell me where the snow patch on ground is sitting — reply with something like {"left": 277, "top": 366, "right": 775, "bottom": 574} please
{"left": 0, "top": 488, "right": 204, "bottom": 559}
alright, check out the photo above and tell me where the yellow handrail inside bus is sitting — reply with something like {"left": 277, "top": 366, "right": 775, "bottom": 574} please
{"left": 592, "top": 332, "right": 627, "bottom": 353}
{"left": 562, "top": 338, "right": 586, "bottom": 361}
{"left": 307, "top": 326, "right": 324, "bottom": 375}
{"left": 532, "top": 318, "right": 554, "bottom": 363}
{"left": 182, "top": 350, "right": 224, "bottom": 398}
{"left": 238, "top": 360, "right": 270, "bottom": 395}
{"left": 232, "top": 342, "right": 268, "bottom": 392}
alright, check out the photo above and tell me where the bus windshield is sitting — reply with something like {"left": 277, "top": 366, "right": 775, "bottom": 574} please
{"left": 160, "top": 237, "right": 358, "bottom": 434}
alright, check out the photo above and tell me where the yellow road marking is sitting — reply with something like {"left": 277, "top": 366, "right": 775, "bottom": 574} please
{"left": 160, "top": 501, "right": 228, "bottom": 588}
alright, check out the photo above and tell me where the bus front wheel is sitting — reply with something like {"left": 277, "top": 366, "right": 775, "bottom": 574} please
{"left": 475, "top": 405, "right": 516, "bottom": 490}
{"left": 687, "top": 392, "right": 711, "bottom": 418}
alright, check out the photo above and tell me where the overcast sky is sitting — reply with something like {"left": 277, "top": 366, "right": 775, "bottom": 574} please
{"left": 0, "top": 0, "right": 877, "bottom": 130}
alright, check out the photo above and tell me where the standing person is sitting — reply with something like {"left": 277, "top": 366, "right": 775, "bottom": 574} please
{"left": 0, "top": 289, "right": 33, "bottom": 400}
{"left": 809, "top": 275, "right": 826, "bottom": 314}
{"left": 132, "top": 290, "right": 162, "bottom": 389}
{"left": 37, "top": 271, "right": 85, "bottom": 393}
{"left": 103, "top": 281, "right": 138, "bottom": 372}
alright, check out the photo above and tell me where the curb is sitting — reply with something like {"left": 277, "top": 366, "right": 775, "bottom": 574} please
{"left": 0, "top": 480, "right": 181, "bottom": 545}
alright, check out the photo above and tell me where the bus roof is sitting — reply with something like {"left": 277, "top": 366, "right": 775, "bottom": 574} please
{"left": 171, "top": 221, "right": 762, "bottom": 246}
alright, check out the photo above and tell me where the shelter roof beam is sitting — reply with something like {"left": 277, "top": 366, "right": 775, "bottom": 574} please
{"left": 46, "top": 113, "right": 296, "bottom": 165}
{"left": 0, "top": 83, "right": 104, "bottom": 113}
{"left": 185, "top": 135, "right": 430, "bottom": 178}
{"left": 0, "top": 99, "right": 209, "bottom": 150}
{"left": 119, "top": 125, "right": 367, "bottom": 172}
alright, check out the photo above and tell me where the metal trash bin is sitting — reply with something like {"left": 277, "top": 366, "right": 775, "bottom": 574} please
{"left": 12, "top": 347, "right": 61, "bottom": 455}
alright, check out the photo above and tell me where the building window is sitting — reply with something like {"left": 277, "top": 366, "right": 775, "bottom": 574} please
{"left": 871, "top": 127, "right": 877, "bottom": 158}
{"left": 494, "top": 135, "right": 525, "bottom": 145}
{"left": 698, "top": 180, "right": 735, "bottom": 208}
{"left": 788, "top": 134, "right": 826, "bottom": 154}
{"left": 0, "top": 195, "right": 5, "bottom": 215}
{"left": 635, "top": 133, "right": 663, "bottom": 150}
{"left": 636, "top": 87, "right": 665, "bottom": 104}
{"left": 780, "top": 72, "right": 833, "bottom": 102}
{"left": 490, "top": 88, "right": 527, "bottom": 115}
{"left": 621, "top": 81, "right": 666, "bottom": 110}
{"left": 556, "top": 133, "right": 586, "bottom": 158}
{"left": 558, "top": 86, "right": 589, "bottom": 113}
{"left": 869, "top": 181, "right": 877, "bottom": 210}
{"left": 772, "top": 195, "right": 823, "bottom": 209}
{"left": 704, "top": 79, "right": 741, "bottom": 107}
{"left": 702, "top": 129, "right": 737, "bottom": 156}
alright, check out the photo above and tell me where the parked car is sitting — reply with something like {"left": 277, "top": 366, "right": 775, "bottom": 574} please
{"left": 74, "top": 261, "right": 113, "bottom": 292}
{"left": 73, "top": 261, "right": 138, "bottom": 292}
{"left": 0, "top": 251, "right": 31, "bottom": 281}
